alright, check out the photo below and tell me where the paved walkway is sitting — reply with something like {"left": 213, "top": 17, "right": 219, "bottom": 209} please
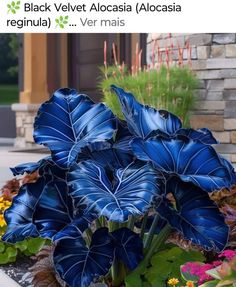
{"left": 0, "top": 270, "right": 21, "bottom": 286}
{"left": 0, "top": 142, "right": 48, "bottom": 187}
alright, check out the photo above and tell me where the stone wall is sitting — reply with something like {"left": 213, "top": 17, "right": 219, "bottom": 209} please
{"left": 12, "top": 104, "right": 39, "bottom": 148}
{"left": 147, "top": 33, "right": 236, "bottom": 163}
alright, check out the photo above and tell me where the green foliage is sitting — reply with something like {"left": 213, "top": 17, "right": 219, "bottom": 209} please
{"left": 99, "top": 65, "right": 198, "bottom": 126}
{"left": 0, "top": 237, "right": 46, "bottom": 265}
{"left": 125, "top": 246, "right": 204, "bottom": 287}
{"left": 0, "top": 34, "right": 19, "bottom": 84}
{"left": 55, "top": 16, "right": 69, "bottom": 28}
{"left": 7, "top": 34, "right": 19, "bottom": 78}
{"left": 125, "top": 259, "right": 148, "bottom": 287}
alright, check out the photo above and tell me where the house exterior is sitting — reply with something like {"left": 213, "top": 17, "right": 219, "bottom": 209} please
{"left": 13, "top": 33, "right": 146, "bottom": 147}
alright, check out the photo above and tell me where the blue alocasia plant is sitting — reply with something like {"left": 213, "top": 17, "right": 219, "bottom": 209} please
{"left": 3, "top": 86, "right": 235, "bottom": 287}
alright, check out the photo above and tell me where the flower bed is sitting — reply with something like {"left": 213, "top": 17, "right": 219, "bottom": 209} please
{"left": 0, "top": 86, "right": 235, "bottom": 287}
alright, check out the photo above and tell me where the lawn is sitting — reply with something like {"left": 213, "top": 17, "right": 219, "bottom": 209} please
{"left": 0, "top": 85, "right": 18, "bottom": 104}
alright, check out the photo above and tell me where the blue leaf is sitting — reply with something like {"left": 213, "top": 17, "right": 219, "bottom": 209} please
{"left": 2, "top": 178, "right": 47, "bottom": 243}
{"left": 111, "top": 228, "right": 143, "bottom": 270}
{"left": 3, "top": 163, "right": 73, "bottom": 242}
{"left": 116, "top": 119, "right": 132, "bottom": 137}
{"left": 157, "top": 177, "right": 229, "bottom": 251}
{"left": 53, "top": 213, "right": 96, "bottom": 242}
{"left": 114, "top": 119, "right": 134, "bottom": 151}
{"left": 113, "top": 136, "right": 134, "bottom": 152}
{"left": 77, "top": 119, "right": 134, "bottom": 170}
{"left": 33, "top": 180, "right": 73, "bottom": 239}
{"left": 111, "top": 85, "right": 182, "bottom": 138}
{"left": 175, "top": 128, "right": 218, "bottom": 144}
{"left": 53, "top": 228, "right": 114, "bottom": 287}
{"left": 34, "top": 88, "right": 117, "bottom": 168}
{"left": 68, "top": 160, "right": 161, "bottom": 222}
{"left": 132, "top": 136, "right": 232, "bottom": 192}
{"left": 38, "top": 160, "right": 68, "bottom": 181}
{"left": 78, "top": 142, "right": 134, "bottom": 171}
{"left": 77, "top": 121, "right": 134, "bottom": 170}
{"left": 10, "top": 156, "right": 51, "bottom": 176}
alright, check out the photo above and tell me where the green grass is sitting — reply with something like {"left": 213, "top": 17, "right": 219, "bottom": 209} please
{"left": 0, "top": 84, "right": 18, "bottom": 104}
{"left": 100, "top": 65, "right": 198, "bottom": 127}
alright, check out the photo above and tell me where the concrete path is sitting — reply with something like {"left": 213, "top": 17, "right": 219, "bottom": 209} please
{"left": 0, "top": 270, "right": 21, "bottom": 286}
{"left": 0, "top": 143, "right": 48, "bottom": 187}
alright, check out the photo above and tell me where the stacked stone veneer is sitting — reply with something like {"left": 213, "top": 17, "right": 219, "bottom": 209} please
{"left": 12, "top": 104, "right": 39, "bottom": 148}
{"left": 147, "top": 33, "right": 236, "bottom": 163}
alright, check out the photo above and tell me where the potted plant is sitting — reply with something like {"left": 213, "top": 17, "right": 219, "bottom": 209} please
{"left": 2, "top": 86, "right": 235, "bottom": 287}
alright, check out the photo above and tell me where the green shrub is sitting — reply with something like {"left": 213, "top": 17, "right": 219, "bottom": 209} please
{"left": 0, "top": 238, "right": 47, "bottom": 264}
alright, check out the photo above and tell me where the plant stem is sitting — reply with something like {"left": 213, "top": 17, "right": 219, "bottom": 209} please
{"left": 95, "top": 218, "right": 102, "bottom": 230}
{"left": 140, "top": 213, "right": 148, "bottom": 240}
{"left": 111, "top": 260, "right": 121, "bottom": 287}
{"left": 99, "top": 216, "right": 107, "bottom": 227}
{"left": 144, "top": 224, "right": 171, "bottom": 264}
{"left": 111, "top": 261, "right": 127, "bottom": 286}
{"left": 108, "top": 221, "right": 120, "bottom": 232}
{"left": 108, "top": 221, "right": 127, "bottom": 286}
{"left": 144, "top": 214, "right": 160, "bottom": 249}
{"left": 84, "top": 228, "right": 92, "bottom": 246}
{"left": 127, "top": 215, "right": 135, "bottom": 230}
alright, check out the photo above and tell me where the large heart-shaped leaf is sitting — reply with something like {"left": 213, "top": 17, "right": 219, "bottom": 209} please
{"left": 11, "top": 157, "right": 68, "bottom": 181}
{"left": 78, "top": 142, "right": 134, "bottom": 171}
{"left": 77, "top": 121, "right": 134, "bottom": 170}
{"left": 2, "top": 178, "right": 46, "bottom": 243}
{"left": 157, "top": 177, "right": 229, "bottom": 251}
{"left": 10, "top": 156, "right": 51, "bottom": 176}
{"left": 176, "top": 128, "right": 218, "bottom": 145}
{"left": 3, "top": 166, "right": 73, "bottom": 242}
{"left": 53, "top": 228, "right": 114, "bottom": 287}
{"left": 113, "top": 119, "right": 134, "bottom": 151}
{"left": 34, "top": 88, "right": 117, "bottom": 168}
{"left": 33, "top": 180, "right": 73, "bottom": 239}
{"left": 68, "top": 160, "right": 161, "bottom": 222}
{"left": 132, "top": 136, "right": 232, "bottom": 192}
{"left": 111, "top": 85, "right": 182, "bottom": 139}
{"left": 111, "top": 227, "right": 143, "bottom": 270}
{"left": 53, "top": 213, "right": 96, "bottom": 242}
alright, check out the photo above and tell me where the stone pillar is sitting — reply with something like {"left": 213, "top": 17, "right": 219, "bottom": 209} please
{"left": 12, "top": 34, "right": 51, "bottom": 148}
{"left": 11, "top": 103, "right": 39, "bottom": 148}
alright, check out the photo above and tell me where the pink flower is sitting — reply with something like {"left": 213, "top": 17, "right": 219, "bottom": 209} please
{"left": 212, "top": 260, "right": 222, "bottom": 267}
{"left": 181, "top": 262, "right": 214, "bottom": 285}
{"left": 219, "top": 250, "right": 236, "bottom": 261}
